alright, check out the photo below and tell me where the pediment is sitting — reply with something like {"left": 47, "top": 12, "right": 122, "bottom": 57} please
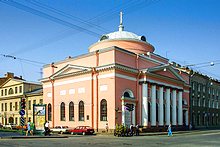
{"left": 153, "top": 70, "right": 180, "bottom": 81}
{"left": 143, "top": 64, "right": 186, "bottom": 82}
{"left": 51, "top": 64, "right": 92, "bottom": 78}
{"left": 1, "top": 78, "right": 24, "bottom": 88}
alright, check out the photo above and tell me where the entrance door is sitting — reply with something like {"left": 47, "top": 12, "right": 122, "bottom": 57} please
{"left": 9, "top": 117, "right": 14, "bottom": 123}
{"left": 125, "top": 109, "right": 132, "bottom": 126}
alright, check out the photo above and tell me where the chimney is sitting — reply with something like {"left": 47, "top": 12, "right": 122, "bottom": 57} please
{"left": 5, "top": 72, "right": 14, "bottom": 78}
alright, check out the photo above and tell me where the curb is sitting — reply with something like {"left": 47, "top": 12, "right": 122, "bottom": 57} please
{"left": 0, "top": 135, "right": 68, "bottom": 139}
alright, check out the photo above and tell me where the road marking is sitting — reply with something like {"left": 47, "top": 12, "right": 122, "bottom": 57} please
{"left": 201, "top": 132, "right": 220, "bottom": 136}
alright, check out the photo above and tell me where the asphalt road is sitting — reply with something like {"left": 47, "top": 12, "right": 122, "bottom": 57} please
{"left": 0, "top": 130, "right": 220, "bottom": 147}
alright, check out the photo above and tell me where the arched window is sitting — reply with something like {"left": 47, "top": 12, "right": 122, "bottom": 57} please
{"left": 8, "top": 88, "right": 14, "bottom": 95}
{"left": 60, "top": 102, "right": 65, "bottom": 121}
{"left": 48, "top": 103, "right": 52, "bottom": 121}
{"left": 69, "top": 102, "right": 74, "bottom": 121}
{"left": 124, "top": 92, "right": 130, "bottom": 97}
{"left": 79, "top": 101, "right": 84, "bottom": 121}
{"left": 123, "top": 89, "right": 134, "bottom": 98}
{"left": 100, "top": 99, "right": 107, "bottom": 121}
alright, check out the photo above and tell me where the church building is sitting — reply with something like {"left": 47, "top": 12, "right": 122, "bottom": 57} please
{"left": 41, "top": 13, "right": 190, "bottom": 132}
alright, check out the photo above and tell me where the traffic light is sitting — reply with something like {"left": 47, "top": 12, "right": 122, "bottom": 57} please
{"left": 21, "top": 98, "right": 26, "bottom": 109}
{"left": 125, "top": 104, "right": 134, "bottom": 111}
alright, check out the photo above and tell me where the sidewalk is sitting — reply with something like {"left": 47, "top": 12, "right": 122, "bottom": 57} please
{"left": 1, "top": 129, "right": 219, "bottom": 139}
{"left": 96, "top": 129, "right": 220, "bottom": 136}
{"left": 0, "top": 134, "right": 68, "bottom": 139}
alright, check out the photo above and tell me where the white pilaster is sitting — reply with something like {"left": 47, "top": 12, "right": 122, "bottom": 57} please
{"left": 159, "top": 87, "right": 164, "bottom": 126}
{"left": 166, "top": 88, "right": 170, "bottom": 125}
{"left": 178, "top": 91, "right": 183, "bottom": 125}
{"left": 172, "top": 90, "right": 177, "bottom": 125}
{"left": 122, "top": 100, "right": 125, "bottom": 125}
{"left": 142, "top": 83, "right": 148, "bottom": 126}
{"left": 132, "top": 103, "right": 136, "bottom": 126}
{"left": 151, "top": 84, "right": 156, "bottom": 126}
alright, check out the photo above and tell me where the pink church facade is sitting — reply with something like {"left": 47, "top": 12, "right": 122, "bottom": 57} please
{"left": 41, "top": 16, "right": 190, "bottom": 132}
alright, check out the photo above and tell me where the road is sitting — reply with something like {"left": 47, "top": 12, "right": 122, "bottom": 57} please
{"left": 0, "top": 130, "right": 220, "bottom": 147}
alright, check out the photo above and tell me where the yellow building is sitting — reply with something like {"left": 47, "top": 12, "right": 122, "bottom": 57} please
{"left": 0, "top": 73, "right": 42, "bottom": 125}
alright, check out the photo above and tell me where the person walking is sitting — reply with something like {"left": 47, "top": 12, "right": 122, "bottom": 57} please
{"left": 44, "top": 121, "right": 50, "bottom": 136}
{"left": 135, "top": 124, "right": 139, "bottom": 136}
{"left": 105, "top": 123, "right": 109, "bottom": 133}
{"left": 167, "top": 124, "right": 173, "bottom": 137}
{"left": 130, "top": 124, "right": 134, "bottom": 136}
{"left": 26, "top": 120, "right": 33, "bottom": 136}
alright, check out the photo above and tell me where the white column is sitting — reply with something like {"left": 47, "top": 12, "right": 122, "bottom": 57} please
{"left": 132, "top": 103, "right": 136, "bottom": 126}
{"left": 122, "top": 100, "right": 125, "bottom": 125}
{"left": 151, "top": 84, "right": 156, "bottom": 126}
{"left": 142, "top": 83, "right": 148, "bottom": 126}
{"left": 165, "top": 88, "right": 170, "bottom": 125}
{"left": 172, "top": 90, "right": 177, "bottom": 125}
{"left": 178, "top": 91, "right": 183, "bottom": 125}
{"left": 159, "top": 87, "right": 164, "bottom": 126}
{"left": 186, "top": 110, "right": 189, "bottom": 126}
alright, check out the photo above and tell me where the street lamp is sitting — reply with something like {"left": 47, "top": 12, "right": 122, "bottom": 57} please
{"left": 50, "top": 62, "right": 58, "bottom": 128}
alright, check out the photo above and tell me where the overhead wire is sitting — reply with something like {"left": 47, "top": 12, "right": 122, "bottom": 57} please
{"left": 6, "top": 0, "right": 158, "bottom": 56}
{"left": 0, "top": 54, "right": 46, "bottom": 65}
{"left": 0, "top": 0, "right": 162, "bottom": 79}
{"left": 27, "top": 0, "right": 110, "bottom": 33}
{"left": 0, "top": 0, "right": 101, "bottom": 37}
{"left": 5, "top": 0, "right": 144, "bottom": 56}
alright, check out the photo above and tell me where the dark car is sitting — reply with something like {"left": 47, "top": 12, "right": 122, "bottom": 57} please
{"left": 68, "top": 126, "right": 94, "bottom": 135}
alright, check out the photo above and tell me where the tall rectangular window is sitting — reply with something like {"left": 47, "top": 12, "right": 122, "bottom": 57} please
{"left": 15, "top": 102, "right": 18, "bottom": 111}
{"left": 15, "top": 87, "right": 18, "bottom": 94}
{"left": 39, "top": 99, "right": 43, "bottom": 104}
{"left": 10, "top": 102, "right": 12, "bottom": 111}
{"left": 5, "top": 103, "right": 7, "bottom": 111}
{"left": 1, "top": 90, "right": 3, "bottom": 96}
{"left": 19, "top": 86, "right": 22, "bottom": 93}
{"left": 33, "top": 100, "right": 36, "bottom": 105}
{"left": 15, "top": 117, "right": 18, "bottom": 125}
{"left": 5, "top": 89, "right": 7, "bottom": 96}
{"left": 1, "top": 103, "right": 3, "bottom": 111}
{"left": 28, "top": 100, "right": 31, "bottom": 110}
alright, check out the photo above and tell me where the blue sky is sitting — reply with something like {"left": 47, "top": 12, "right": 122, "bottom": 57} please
{"left": 0, "top": 0, "right": 220, "bottom": 82}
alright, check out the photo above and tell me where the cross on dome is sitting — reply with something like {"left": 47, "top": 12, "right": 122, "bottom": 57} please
{"left": 119, "top": 11, "right": 124, "bottom": 31}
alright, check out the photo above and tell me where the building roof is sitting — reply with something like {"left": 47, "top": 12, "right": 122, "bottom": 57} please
{"left": 25, "top": 88, "right": 43, "bottom": 95}
{"left": 89, "top": 12, "right": 154, "bottom": 55}
{"left": 99, "top": 30, "right": 145, "bottom": 42}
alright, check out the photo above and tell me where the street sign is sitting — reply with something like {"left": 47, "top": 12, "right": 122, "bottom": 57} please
{"left": 20, "top": 116, "right": 25, "bottom": 126}
{"left": 19, "top": 109, "right": 25, "bottom": 116}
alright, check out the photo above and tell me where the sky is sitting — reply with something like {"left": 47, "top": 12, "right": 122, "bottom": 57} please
{"left": 0, "top": 0, "right": 220, "bottom": 82}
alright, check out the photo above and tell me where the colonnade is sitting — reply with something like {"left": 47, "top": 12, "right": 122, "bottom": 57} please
{"left": 141, "top": 83, "right": 183, "bottom": 126}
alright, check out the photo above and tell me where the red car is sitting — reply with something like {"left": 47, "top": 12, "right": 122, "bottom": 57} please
{"left": 68, "top": 126, "right": 95, "bottom": 135}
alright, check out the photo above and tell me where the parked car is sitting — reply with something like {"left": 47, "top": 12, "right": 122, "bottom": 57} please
{"left": 68, "top": 126, "right": 94, "bottom": 135}
{"left": 50, "top": 126, "right": 69, "bottom": 134}
{"left": 3, "top": 123, "right": 17, "bottom": 129}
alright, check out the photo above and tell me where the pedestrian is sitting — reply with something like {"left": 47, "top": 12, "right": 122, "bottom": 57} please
{"left": 130, "top": 124, "right": 134, "bottom": 136}
{"left": 135, "top": 124, "right": 139, "bottom": 136}
{"left": 44, "top": 121, "right": 50, "bottom": 136}
{"left": 167, "top": 124, "right": 173, "bottom": 137}
{"left": 105, "top": 122, "right": 109, "bottom": 133}
{"left": 26, "top": 120, "right": 33, "bottom": 136}
{"left": 30, "top": 122, "right": 35, "bottom": 135}
{"left": 125, "top": 125, "right": 129, "bottom": 137}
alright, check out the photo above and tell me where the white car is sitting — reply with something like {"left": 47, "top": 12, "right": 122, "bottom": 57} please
{"left": 3, "top": 123, "right": 17, "bottom": 129}
{"left": 50, "top": 126, "right": 69, "bottom": 134}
